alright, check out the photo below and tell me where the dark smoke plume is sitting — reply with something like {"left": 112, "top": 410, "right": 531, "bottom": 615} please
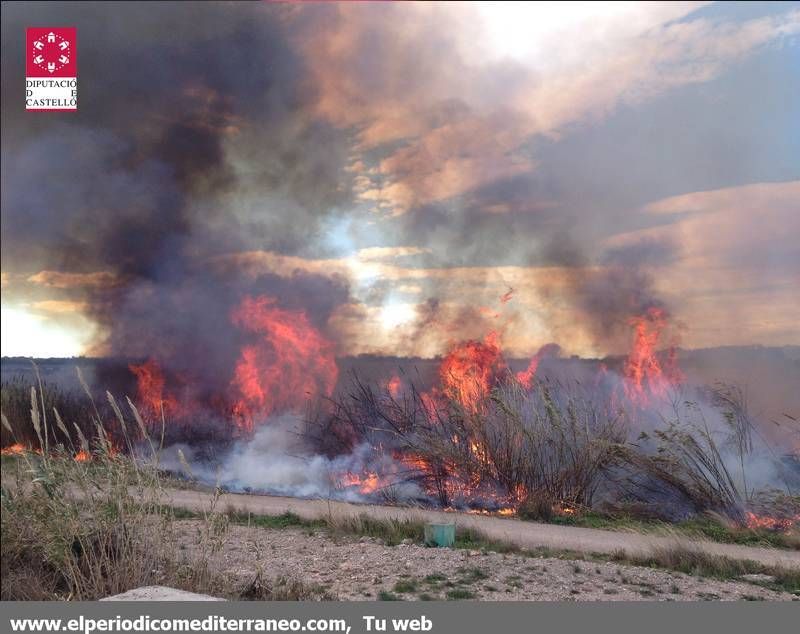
{"left": 1, "top": 3, "right": 355, "bottom": 395}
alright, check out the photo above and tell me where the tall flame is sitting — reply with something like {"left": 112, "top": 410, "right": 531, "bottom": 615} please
{"left": 230, "top": 295, "right": 338, "bottom": 432}
{"left": 438, "top": 332, "right": 506, "bottom": 412}
{"left": 622, "top": 307, "right": 681, "bottom": 406}
{"left": 129, "top": 358, "right": 180, "bottom": 418}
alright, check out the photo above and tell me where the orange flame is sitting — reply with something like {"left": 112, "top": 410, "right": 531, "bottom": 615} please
{"left": 515, "top": 359, "right": 541, "bottom": 391}
{"left": 622, "top": 307, "right": 682, "bottom": 406}
{"left": 1, "top": 443, "right": 26, "bottom": 456}
{"left": 438, "top": 332, "right": 506, "bottom": 412}
{"left": 230, "top": 295, "right": 338, "bottom": 433}
{"left": 386, "top": 375, "right": 402, "bottom": 399}
{"left": 74, "top": 449, "right": 91, "bottom": 462}
{"left": 554, "top": 502, "right": 577, "bottom": 516}
{"left": 129, "top": 358, "right": 181, "bottom": 419}
{"left": 516, "top": 343, "right": 561, "bottom": 390}
{"left": 341, "top": 471, "right": 387, "bottom": 494}
{"left": 462, "top": 507, "right": 516, "bottom": 516}
{"left": 745, "top": 512, "right": 799, "bottom": 533}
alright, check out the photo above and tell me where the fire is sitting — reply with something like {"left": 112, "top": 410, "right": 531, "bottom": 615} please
{"left": 516, "top": 359, "right": 540, "bottom": 391}
{"left": 516, "top": 343, "right": 561, "bottom": 390}
{"left": 438, "top": 332, "right": 506, "bottom": 412}
{"left": 230, "top": 295, "right": 338, "bottom": 432}
{"left": 469, "top": 440, "right": 488, "bottom": 463}
{"left": 129, "top": 358, "right": 180, "bottom": 419}
{"left": 745, "top": 512, "right": 799, "bottom": 533}
{"left": 622, "top": 307, "right": 682, "bottom": 406}
{"left": 555, "top": 503, "right": 577, "bottom": 516}
{"left": 386, "top": 375, "right": 402, "bottom": 399}
{"left": 74, "top": 449, "right": 91, "bottom": 462}
{"left": 1, "top": 443, "right": 26, "bottom": 456}
{"left": 341, "top": 471, "right": 386, "bottom": 494}
{"left": 462, "top": 507, "right": 516, "bottom": 516}
{"left": 397, "top": 453, "right": 431, "bottom": 474}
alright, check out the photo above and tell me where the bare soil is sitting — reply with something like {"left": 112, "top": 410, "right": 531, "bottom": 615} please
{"left": 165, "top": 488, "right": 800, "bottom": 570}
{"left": 173, "top": 521, "right": 795, "bottom": 602}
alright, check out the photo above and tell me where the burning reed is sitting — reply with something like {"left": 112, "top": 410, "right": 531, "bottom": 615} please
{"left": 317, "top": 374, "right": 626, "bottom": 513}
{"left": 2, "top": 328, "right": 797, "bottom": 539}
{"left": 319, "top": 370, "right": 797, "bottom": 529}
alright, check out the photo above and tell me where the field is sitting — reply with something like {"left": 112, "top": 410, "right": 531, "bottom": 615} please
{"left": 2, "top": 364, "right": 798, "bottom": 601}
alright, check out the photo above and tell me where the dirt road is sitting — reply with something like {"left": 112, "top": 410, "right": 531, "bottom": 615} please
{"left": 163, "top": 488, "right": 800, "bottom": 570}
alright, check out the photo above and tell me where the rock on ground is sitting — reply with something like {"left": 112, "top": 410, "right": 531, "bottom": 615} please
{"left": 102, "top": 586, "right": 224, "bottom": 601}
{"left": 172, "top": 521, "right": 795, "bottom": 602}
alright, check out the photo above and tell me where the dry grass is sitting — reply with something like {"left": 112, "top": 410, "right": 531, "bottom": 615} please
{"left": 615, "top": 543, "right": 800, "bottom": 595}
{"left": 319, "top": 375, "right": 626, "bottom": 509}
{"left": 0, "top": 374, "right": 231, "bottom": 600}
{"left": 2, "top": 365, "right": 796, "bottom": 599}
{"left": 614, "top": 392, "right": 799, "bottom": 527}
{"left": 325, "top": 512, "right": 427, "bottom": 546}
{"left": 1, "top": 370, "right": 107, "bottom": 450}
{"left": 319, "top": 373, "right": 797, "bottom": 528}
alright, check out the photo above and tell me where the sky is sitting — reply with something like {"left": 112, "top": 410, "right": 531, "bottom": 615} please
{"left": 1, "top": 1, "right": 799, "bottom": 359}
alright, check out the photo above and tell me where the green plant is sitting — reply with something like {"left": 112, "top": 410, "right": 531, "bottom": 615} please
{"left": 393, "top": 579, "right": 418, "bottom": 593}
{"left": 326, "top": 514, "right": 424, "bottom": 545}
{"left": 446, "top": 588, "right": 475, "bottom": 600}
{"left": 456, "top": 567, "right": 489, "bottom": 584}
{"left": 239, "top": 573, "right": 332, "bottom": 600}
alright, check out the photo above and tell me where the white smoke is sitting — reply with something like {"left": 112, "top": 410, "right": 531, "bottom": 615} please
{"left": 157, "top": 414, "right": 423, "bottom": 502}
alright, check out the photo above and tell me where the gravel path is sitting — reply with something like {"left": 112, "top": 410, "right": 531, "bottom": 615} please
{"left": 164, "top": 488, "right": 800, "bottom": 571}
{"left": 173, "top": 521, "right": 795, "bottom": 601}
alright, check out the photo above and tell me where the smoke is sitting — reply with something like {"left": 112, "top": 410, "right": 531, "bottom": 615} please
{"left": 2, "top": 3, "right": 356, "bottom": 404}
{"left": 159, "top": 414, "right": 423, "bottom": 502}
{"left": 562, "top": 236, "right": 680, "bottom": 352}
{"left": 4, "top": 2, "right": 797, "bottom": 362}
{"left": 1, "top": 2, "right": 796, "bottom": 514}
{"left": 2, "top": 4, "right": 353, "bottom": 264}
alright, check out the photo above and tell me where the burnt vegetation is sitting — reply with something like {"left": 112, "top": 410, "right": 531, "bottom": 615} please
{"left": 310, "top": 370, "right": 799, "bottom": 531}
{"left": 1, "top": 357, "right": 798, "bottom": 601}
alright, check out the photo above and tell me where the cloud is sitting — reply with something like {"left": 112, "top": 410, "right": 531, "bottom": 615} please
{"left": 1, "top": 2, "right": 797, "bottom": 359}
{"left": 606, "top": 181, "right": 800, "bottom": 347}
{"left": 355, "top": 246, "right": 430, "bottom": 262}
{"left": 294, "top": 3, "right": 798, "bottom": 215}
{"left": 27, "top": 270, "right": 119, "bottom": 289}
{"left": 30, "top": 300, "right": 89, "bottom": 314}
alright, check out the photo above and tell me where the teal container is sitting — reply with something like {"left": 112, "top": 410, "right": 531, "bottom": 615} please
{"left": 424, "top": 522, "right": 456, "bottom": 547}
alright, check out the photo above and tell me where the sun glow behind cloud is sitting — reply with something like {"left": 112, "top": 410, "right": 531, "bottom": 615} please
{"left": 473, "top": 1, "right": 705, "bottom": 65}
{"left": 380, "top": 302, "right": 417, "bottom": 331}
{"left": 0, "top": 306, "right": 89, "bottom": 358}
